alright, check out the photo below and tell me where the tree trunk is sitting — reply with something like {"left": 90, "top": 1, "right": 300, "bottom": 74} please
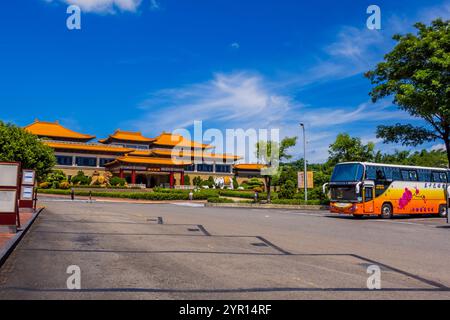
{"left": 266, "top": 176, "right": 272, "bottom": 203}
{"left": 445, "top": 138, "right": 450, "bottom": 168}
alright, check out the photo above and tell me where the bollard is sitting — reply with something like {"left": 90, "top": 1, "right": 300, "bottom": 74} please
{"left": 254, "top": 192, "right": 258, "bottom": 203}
{"left": 71, "top": 188, "right": 75, "bottom": 201}
{"left": 89, "top": 191, "right": 92, "bottom": 203}
{"left": 189, "top": 191, "right": 194, "bottom": 201}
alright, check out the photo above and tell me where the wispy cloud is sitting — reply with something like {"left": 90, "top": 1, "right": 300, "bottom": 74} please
{"left": 44, "top": 0, "right": 143, "bottom": 14}
{"left": 131, "top": 72, "right": 295, "bottom": 134}
{"left": 129, "top": 71, "right": 412, "bottom": 162}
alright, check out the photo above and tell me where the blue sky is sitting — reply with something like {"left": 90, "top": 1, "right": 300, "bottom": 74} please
{"left": 0, "top": 0, "right": 449, "bottom": 162}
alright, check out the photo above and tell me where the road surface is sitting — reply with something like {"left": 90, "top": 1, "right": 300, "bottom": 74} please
{"left": 0, "top": 200, "right": 449, "bottom": 299}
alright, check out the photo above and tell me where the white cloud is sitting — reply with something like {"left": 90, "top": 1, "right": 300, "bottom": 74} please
{"left": 128, "top": 72, "right": 412, "bottom": 163}
{"left": 149, "top": 0, "right": 160, "bottom": 11}
{"left": 45, "top": 0, "right": 142, "bottom": 13}
{"left": 132, "top": 72, "right": 295, "bottom": 134}
{"left": 230, "top": 42, "right": 240, "bottom": 49}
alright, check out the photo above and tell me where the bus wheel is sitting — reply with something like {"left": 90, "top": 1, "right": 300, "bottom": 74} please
{"left": 438, "top": 205, "right": 448, "bottom": 218}
{"left": 381, "top": 203, "right": 393, "bottom": 219}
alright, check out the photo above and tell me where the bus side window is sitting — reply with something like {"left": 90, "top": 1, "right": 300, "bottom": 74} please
{"left": 409, "top": 171, "right": 418, "bottom": 181}
{"left": 432, "top": 172, "right": 445, "bottom": 182}
{"left": 440, "top": 172, "right": 447, "bottom": 182}
{"left": 366, "top": 166, "right": 377, "bottom": 180}
{"left": 401, "top": 170, "right": 410, "bottom": 181}
{"left": 392, "top": 168, "right": 401, "bottom": 180}
{"left": 418, "top": 169, "right": 431, "bottom": 182}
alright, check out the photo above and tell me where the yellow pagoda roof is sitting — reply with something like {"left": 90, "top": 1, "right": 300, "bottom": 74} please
{"left": 25, "top": 120, "right": 95, "bottom": 141}
{"left": 45, "top": 141, "right": 133, "bottom": 154}
{"left": 150, "top": 149, "right": 241, "bottom": 161}
{"left": 99, "top": 130, "right": 155, "bottom": 144}
{"left": 234, "top": 164, "right": 268, "bottom": 171}
{"left": 153, "top": 132, "right": 212, "bottom": 149}
{"left": 107, "top": 155, "right": 192, "bottom": 166}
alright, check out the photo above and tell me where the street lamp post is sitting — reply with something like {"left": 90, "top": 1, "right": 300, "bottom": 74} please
{"left": 300, "top": 123, "right": 307, "bottom": 203}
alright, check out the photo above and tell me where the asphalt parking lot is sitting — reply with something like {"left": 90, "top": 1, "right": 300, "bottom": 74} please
{"left": 0, "top": 200, "right": 449, "bottom": 300}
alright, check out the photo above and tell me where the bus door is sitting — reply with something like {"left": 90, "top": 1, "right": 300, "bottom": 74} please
{"left": 363, "top": 186, "right": 374, "bottom": 213}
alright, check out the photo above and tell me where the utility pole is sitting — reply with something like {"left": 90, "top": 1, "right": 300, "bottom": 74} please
{"left": 300, "top": 123, "right": 307, "bottom": 203}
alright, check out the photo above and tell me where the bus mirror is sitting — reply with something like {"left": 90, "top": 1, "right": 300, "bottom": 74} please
{"left": 355, "top": 182, "right": 362, "bottom": 195}
{"left": 322, "top": 183, "right": 329, "bottom": 195}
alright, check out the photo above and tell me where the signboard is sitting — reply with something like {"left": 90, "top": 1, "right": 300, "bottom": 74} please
{"left": 0, "top": 163, "right": 19, "bottom": 187}
{"left": 298, "top": 171, "right": 314, "bottom": 189}
{"left": 0, "top": 162, "right": 20, "bottom": 227}
{"left": 22, "top": 170, "right": 35, "bottom": 186}
{"left": 0, "top": 190, "right": 17, "bottom": 212}
{"left": 21, "top": 186, "right": 34, "bottom": 200}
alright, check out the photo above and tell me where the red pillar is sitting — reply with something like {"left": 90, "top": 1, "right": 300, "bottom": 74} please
{"left": 119, "top": 169, "right": 124, "bottom": 179}
{"left": 131, "top": 170, "right": 136, "bottom": 184}
{"left": 180, "top": 171, "right": 185, "bottom": 186}
{"left": 169, "top": 172, "right": 174, "bottom": 189}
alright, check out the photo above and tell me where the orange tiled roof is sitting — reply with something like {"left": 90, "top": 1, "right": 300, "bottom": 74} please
{"left": 153, "top": 132, "right": 212, "bottom": 149}
{"left": 25, "top": 120, "right": 95, "bottom": 141}
{"left": 150, "top": 149, "right": 241, "bottom": 160}
{"left": 234, "top": 164, "right": 267, "bottom": 171}
{"left": 45, "top": 141, "right": 133, "bottom": 154}
{"left": 99, "top": 130, "right": 155, "bottom": 143}
{"left": 108, "top": 155, "right": 192, "bottom": 166}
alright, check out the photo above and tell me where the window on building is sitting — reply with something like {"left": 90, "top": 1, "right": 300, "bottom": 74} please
{"left": 99, "top": 158, "right": 115, "bottom": 167}
{"left": 56, "top": 155, "right": 72, "bottom": 166}
{"left": 215, "top": 164, "right": 231, "bottom": 173}
{"left": 76, "top": 157, "right": 97, "bottom": 167}
{"left": 197, "top": 164, "right": 214, "bottom": 172}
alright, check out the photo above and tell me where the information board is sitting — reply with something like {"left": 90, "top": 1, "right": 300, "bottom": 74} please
{"left": 0, "top": 190, "right": 17, "bottom": 212}
{"left": 21, "top": 186, "right": 34, "bottom": 201}
{"left": 22, "top": 170, "right": 36, "bottom": 186}
{"left": 0, "top": 163, "right": 19, "bottom": 187}
{"left": 298, "top": 171, "right": 314, "bottom": 189}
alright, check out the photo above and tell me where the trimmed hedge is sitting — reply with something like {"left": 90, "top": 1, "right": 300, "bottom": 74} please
{"left": 271, "top": 199, "right": 325, "bottom": 205}
{"left": 207, "top": 197, "right": 235, "bottom": 203}
{"left": 37, "top": 189, "right": 215, "bottom": 201}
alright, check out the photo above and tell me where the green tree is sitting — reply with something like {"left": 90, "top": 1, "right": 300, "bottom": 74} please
{"left": 365, "top": 19, "right": 450, "bottom": 163}
{"left": 328, "top": 133, "right": 375, "bottom": 164}
{"left": 184, "top": 175, "right": 191, "bottom": 186}
{"left": 0, "top": 121, "right": 55, "bottom": 181}
{"left": 256, "top": 137, "right": 297, "bottom": 202}
{"left": 279, "top": 180, "right": 296, "bottom": 199}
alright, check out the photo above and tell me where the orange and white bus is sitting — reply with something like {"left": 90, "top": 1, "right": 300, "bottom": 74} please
{"left": 326, "top": 162, "right": 449, "bottom": 219}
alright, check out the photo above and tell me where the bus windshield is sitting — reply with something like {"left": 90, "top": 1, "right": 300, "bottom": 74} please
{"left": 331, "top": 163, "right": 364, "bottom": 182}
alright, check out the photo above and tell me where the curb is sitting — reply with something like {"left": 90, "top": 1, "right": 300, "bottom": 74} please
{"left": 0, "top": 208, "right": 45, "bottom": 268}
{"left": 205, "top": 203, "right": 329, "bottom": 211}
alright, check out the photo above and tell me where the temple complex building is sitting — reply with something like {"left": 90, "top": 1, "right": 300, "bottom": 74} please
{"left": 24, "top": 120, "right": 263, "bottom": 188}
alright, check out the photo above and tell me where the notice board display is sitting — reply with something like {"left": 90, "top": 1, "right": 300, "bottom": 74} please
{"left": 0, "top": 190, "right": 17, "bottom": 212}
{"left": 22, "top": 170, "right": 36, "bottom": 186}
{"left": 0, "top": 162, "right": 21, "bottom": 227}
{"left": 0, "top": 163, "right": 19, "bottom": 187}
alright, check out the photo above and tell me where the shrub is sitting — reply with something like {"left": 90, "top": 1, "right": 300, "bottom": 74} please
{"left": 207, "top": 197, "right": 235, "bottom": 203}
{"left": 253, "top": 186, "right": 264, "bottom": 193}
{"left": 46, "top": 170, "right": 67, "bottom": 184}
{"left": 232, "top": 177, "right": 239, "bottom": 189}
{"left": 71, "top": 171, "right": 91, "bottom": 186}
{"left": 184, "top": 175, "right": 191, "bottom": 186}
{"left": 279, "top": 180, "right": 296, "bottom": 199}
{"left": 110, "top": 176, "right": 126, "bottom": 187}
{"left": 271, "top": 199, "right": 323, "bottom": 206}
{"left": 193, "top": 176, "right": 203, "bottom": 187}
{"left": 59, "top": 181, "right": 71, "bottom": 190}
{"left": 39, "top": 182, "right": 50, "bottom": 189}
